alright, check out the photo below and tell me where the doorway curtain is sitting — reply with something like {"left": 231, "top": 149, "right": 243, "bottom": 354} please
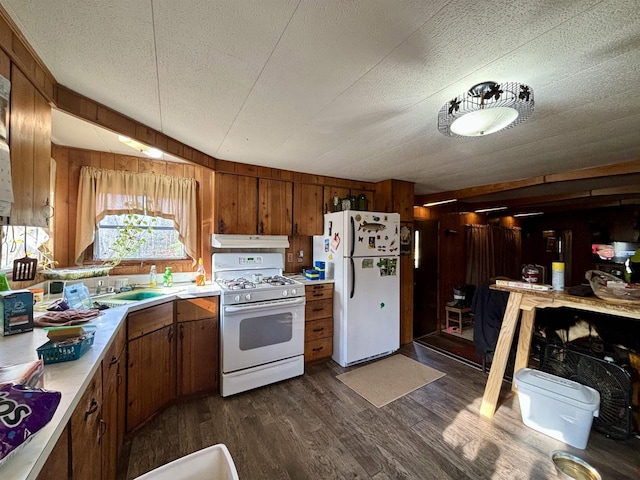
{"left": 465, "top": 224, "right": 522, "bottom": 285}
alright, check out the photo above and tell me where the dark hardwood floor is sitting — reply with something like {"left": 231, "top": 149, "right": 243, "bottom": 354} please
{"left": 117, "top": 343, "right": 639, "bottom": 479}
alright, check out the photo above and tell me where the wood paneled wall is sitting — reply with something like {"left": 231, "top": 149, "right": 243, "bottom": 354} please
{"left": 52, "top": 145, "right": 214, "bottom": 276}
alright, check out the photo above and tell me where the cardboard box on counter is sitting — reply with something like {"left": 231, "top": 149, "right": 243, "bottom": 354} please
{"left": 0, "top": 290, "right": 34, "bottom": 336}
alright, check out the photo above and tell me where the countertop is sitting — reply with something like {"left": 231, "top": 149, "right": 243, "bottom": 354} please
{"left": 285, "top": 274, "right": 334, "bottom": 285}
{"left": 0, "top": 283, "right": 220, "bottom": 480}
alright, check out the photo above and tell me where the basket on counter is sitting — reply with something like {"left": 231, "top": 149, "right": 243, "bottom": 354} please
{"left": 36, "top": 330, "right": 96, "bottom": 365}
{"left": 585, "top": 270, "right": 640, "bottom": 305}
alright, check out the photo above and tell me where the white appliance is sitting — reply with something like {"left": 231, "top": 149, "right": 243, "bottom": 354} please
{"left": 212, "top": 253, "right": 305, "bottom": 397}
{"left": 313, "top": 211, "right": 400, "bottom": 367}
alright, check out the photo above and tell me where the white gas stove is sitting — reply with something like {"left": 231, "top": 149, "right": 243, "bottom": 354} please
{"left": 212, "top": 253, "right": 305, "bottom": 397}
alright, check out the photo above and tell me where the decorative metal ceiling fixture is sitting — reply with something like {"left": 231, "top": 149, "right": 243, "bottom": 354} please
{"left": 438, "top": 81, "right": 534, "bottom": 137}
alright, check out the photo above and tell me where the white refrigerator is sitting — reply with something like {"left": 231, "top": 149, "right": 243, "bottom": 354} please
{"left": 313, "top": 211, "right": 400, "bottom": 367}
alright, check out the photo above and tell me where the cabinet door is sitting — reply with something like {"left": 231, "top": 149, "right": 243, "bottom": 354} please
{"left": 177, "top": 318, "right": 219, "bottom": 396}
{"left": 9, "top": 64, "right": 51, "bottom": 227}
{"left": 293, "top": 183, "right": 323, "bottom": 236}
{"left": 35, "top": 425, "right": 69, "bottom": 480}
{"left": 101, "top": 327, "right": 124, "bottom": 480}
{"left": 258, "top": 178, "right": 292, "bottom": 235}
{"left": 71, "top": 367, "right": 102, "bottom": 480}
{"left": 127, "top": 324, "right": 175, "bottom": 432}
{"left": 214, "top": 173, "right": 257, "bottom": 234}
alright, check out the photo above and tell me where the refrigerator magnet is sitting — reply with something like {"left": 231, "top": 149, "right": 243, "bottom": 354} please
{"left": 362, "top": 259, "right": 373, "bottom": 268}
{"left": 368, "top": 237, "right": 376, "bottom": 249}
{"left": 324, "top": 238, "right": 329, "bottom": 252}
{"left": 330, "top": 233, "right": 340, "bottom": 251}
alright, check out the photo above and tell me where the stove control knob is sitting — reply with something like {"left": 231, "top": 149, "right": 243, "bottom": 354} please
{"left": 234, "top": 295, "right": 240, "bottom": 303}
{"left": 244, "top": 293, "right": 251, "bottom": 301}
{"left": 282, "top": 289, "right": 288, "bottom": 297}
{"left": 291, "top": 288, "right": 297, "bottom": 296}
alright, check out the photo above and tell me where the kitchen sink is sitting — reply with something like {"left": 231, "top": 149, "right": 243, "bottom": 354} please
{"left": 111, "top": 291, "right": 167, "bottom": 301}
{"left": 92, "top": 288, "right": 173, "bottom": 308}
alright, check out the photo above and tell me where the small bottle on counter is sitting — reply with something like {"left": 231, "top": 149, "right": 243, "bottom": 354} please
{"left": 163, "top": 267, "right": 173, "bottom": 287}
{"left": 552, "top": 262, "right": 565, "bottom": 291}
{"left": 149, "top": 265, "right": 157, "bottom": 287}
{"left": 195, "top": 258, "right": 206, "bottom": 286}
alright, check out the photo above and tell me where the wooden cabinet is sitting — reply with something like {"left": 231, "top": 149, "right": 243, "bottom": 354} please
{"left": 70, "top": 366, "right": 102, "bottom": 480}
{"left": 213, "top": 172, "right": 257, "bottom": 234}
{"left": 9, "top": 64, "right": 52, "bottom": 227}
{"left": 126, "top": 302, "right": 175, "bottom": 432}
{"left": 304, "top": 284, "right": 333, "bottom": 363}
{"left": 293, "top": 183, "right": 323, "bottom": 235}
{"left": 258, "top": 178, "right": 292, "bottom": 235}
{"left": 102, "top": 326, "right": 125, "bottom": 480}
{"left": 213, "top": 173, "right": 292, "bottom": 235}
{"left": 176, "top": 298, "right": 219, "bottom": 396}
{"left": 35, "top": 425, "right": 69, "bottom": 480}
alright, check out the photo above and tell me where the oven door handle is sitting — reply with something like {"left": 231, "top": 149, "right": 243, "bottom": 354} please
{"left": 223, "top": 297, "right": 305, "bottom": 314}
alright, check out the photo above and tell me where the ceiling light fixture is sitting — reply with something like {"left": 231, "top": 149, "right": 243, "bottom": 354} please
{"left": 118, "top": 136, "right": 163, "bottom": 159}
{"left": 438, "top": 81, "right": 534, "bottom": 137}
{"left": 513, "top": 212, "right": 544, "bottom": 218}
{"left": 423, "top": 199, "right": 457, "bottom": 207}
{"left": 474, "top": 206, "right": 508, "bottom": 213}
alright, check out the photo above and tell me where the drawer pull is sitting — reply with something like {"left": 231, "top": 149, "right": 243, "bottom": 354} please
{"left": 312, "top": 307, "right": 324, "bottom": 312}
{"left": 312, "top": 327, "right": 324, "bottom": 333}
{"left": 84, "top": 399, "right": 98, "bottom": 420}
{"left": 109, "top": 355, "right": 118, "bottom": 366}
{"left": 312, "top": 346, "right": 324, "bottom": 352}
{"left": 312, "top": 293, "right": 324, "bottom": 297}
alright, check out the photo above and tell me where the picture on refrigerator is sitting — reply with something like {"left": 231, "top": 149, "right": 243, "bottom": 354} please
{"left": 314, "top": 211, "right": 400, "bottom": 367}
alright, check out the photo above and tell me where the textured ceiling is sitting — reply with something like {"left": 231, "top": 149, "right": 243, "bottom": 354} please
{"left": 3, "top": 0, "right": 640, "bottom": 195}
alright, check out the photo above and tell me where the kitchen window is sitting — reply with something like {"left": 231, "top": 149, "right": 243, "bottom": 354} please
{"left": 75, "top": 166, "right": 197, "bottom": 264}
{"left": 94, "top": 214, "right": 186, "bottom": 262}
{"left": 0, "top": 226, "right": 50, "bottom": 272}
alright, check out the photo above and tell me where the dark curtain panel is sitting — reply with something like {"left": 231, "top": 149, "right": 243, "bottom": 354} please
{"left": 493, "top": 226, "right": 522, "bottom": 279}
{"left": 465, "top": 224, "right": 494, "bottom": 285}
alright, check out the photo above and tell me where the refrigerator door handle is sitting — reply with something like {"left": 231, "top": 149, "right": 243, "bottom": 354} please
{"left": 350, "top": 216, "right": 355, "bottom": 257}
{"left": 350, "top": 256, "right": 355, "bottom": 298}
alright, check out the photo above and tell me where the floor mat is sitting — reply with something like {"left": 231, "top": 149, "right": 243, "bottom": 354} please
{"left": 336, "top": 354, "right": 446, "bottom": 407}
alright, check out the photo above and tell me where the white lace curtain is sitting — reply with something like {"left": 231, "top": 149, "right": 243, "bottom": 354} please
{"left": 75, "top": 166, "right": 198, "bottom": 265}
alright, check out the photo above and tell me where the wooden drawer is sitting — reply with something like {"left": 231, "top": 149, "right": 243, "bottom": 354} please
{"left": 305, "top": 283, "right": 333, "bottom": 300}
{"left": 305, "top": 317, "right": 333, "bottom": 343}
{"left": 304, "top": 337, "right": 332, "bottom": 363}
{"left": 127, "top": 302, "right": 174, "bottom": 341}
{"left": 305, "top": 297, "right": 332, "bottom": 321}
{"left": 176, "top": 297, "right": 218, "bottom": 323}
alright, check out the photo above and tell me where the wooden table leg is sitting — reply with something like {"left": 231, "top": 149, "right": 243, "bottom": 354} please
{"left": 511, "top": 308, "right": 536, "bottom": 392}
{"left": 480, "top": 292, "right": 523, "bottom": 418}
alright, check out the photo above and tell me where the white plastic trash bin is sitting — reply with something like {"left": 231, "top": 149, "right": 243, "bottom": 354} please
{"left": 514, "top": 368, "right": 600, "bottom": 449}
{"left": 134, "top": 444, "right": 240, "bottom": 480}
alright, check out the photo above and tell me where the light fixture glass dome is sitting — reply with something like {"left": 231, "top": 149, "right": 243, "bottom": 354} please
{"left": 438, "top": 81, "right": 534, "bottom": 137}
{"left": 450, "top": 107, "right": 519, "bottom": 136}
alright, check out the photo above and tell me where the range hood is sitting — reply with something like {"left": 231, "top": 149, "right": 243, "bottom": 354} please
{"left": 211, "top": 234, "right": 290, "bottom": 249}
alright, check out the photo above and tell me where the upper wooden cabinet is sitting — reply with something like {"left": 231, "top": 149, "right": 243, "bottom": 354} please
{"left": 213, "top": 173, "right": 293, "bottom": 235}
{"left": 293, "top": 183, "right": 323, "bottom": 236}
{"left": 258, "top": 178, "right": 292, "bottom": 235}
{"left": 9, "top": 64, "right": 52, "bottom": 227}
{"left": 213, "top": 172, "right": 258, "bottom": 234}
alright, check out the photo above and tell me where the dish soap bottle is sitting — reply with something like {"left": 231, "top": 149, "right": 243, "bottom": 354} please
{"left": 195, "top": 258, "right": 206, "bottom": 286}
{"left": 149, "top": 265, "right": 157, "bottom": 287}
{"left": 163, "top": 267, "right": 173, "bottom": 287}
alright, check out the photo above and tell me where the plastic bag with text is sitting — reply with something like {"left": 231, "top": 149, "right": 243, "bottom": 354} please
{"left": 0, "top": 384, "right": 61, "bottom": 466}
